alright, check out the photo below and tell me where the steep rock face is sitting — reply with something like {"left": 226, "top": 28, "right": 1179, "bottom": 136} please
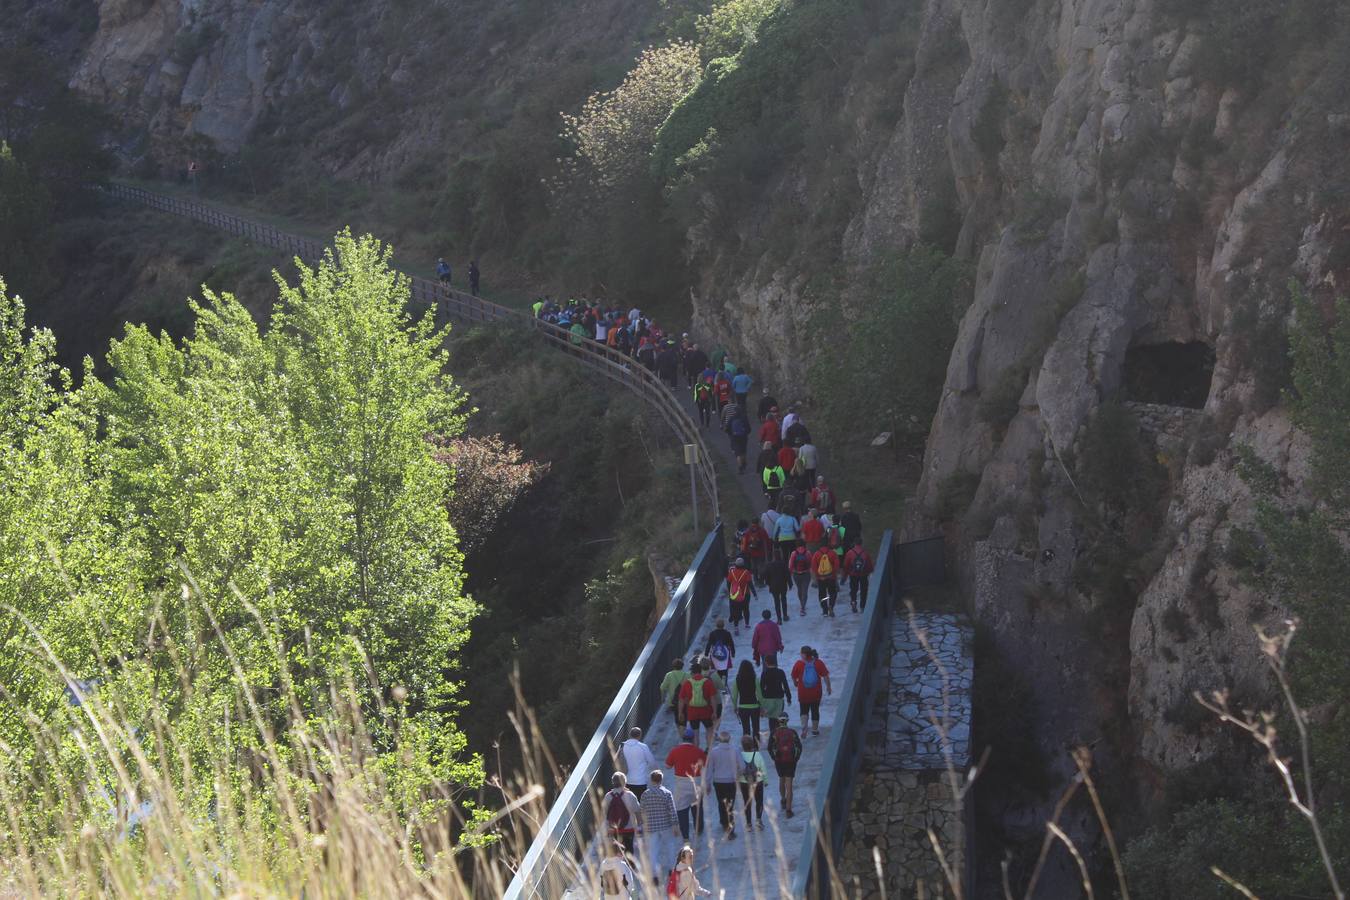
{"left": 683, "top": 0, "right": 1348, "bottom": 826}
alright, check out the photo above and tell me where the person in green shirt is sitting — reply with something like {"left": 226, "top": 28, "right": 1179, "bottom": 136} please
{"left": 532, "top": 299, "right": 544, "bottom": 318}
{"left": 569, "top": 322, "right": 588, "bottom": 346}
{"left": 660, "top": 658, "right": 686, "bottom": 723}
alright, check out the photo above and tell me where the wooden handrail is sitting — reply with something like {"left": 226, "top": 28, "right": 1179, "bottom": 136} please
{"left": 106, "top": 182, "right": 720, "bottom": 522}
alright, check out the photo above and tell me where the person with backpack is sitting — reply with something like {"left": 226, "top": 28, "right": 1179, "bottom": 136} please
{"left": 788, "top": 541, "right": 813, "bottom": 616}
{"left": 785, "top": 411, "right": 811, "bottom": 446}
{"left": 436, "top": 258, "right": 452, "bottom": 284}
{"left": 788, "top": 451, "right": 811, "bottom": 490}
{"left": 751, "top": 609, "right": 784, "bottom": 670}
{"left": 639, "top": 770, "right": 681, "bottom": 888}
{"left": 768, "top": 715, "right": 803, "bottom": 818}
{"left": 791, "top": 647, "right": 832, "bottom": 737}
{"left": 660, "top": 658, "right": 686, "bottom": 724}
{"left": 736, "top": 734, "right": 769, "bottom": 831}
{"left": 602, "top": 772, "right": 642, "bottom": 853}
{"left": 739, "top": 520, "right": 770, "bottom": 585}
{"left": 730, "top": 659, "right": 763, "bottom": 741}
{"left": 796, "top": 439, "right": 818, "bottom": 485}
{"left": 600, "top": 839, "right": 637, "bottom": 899}
{"left": 759, "top": 656, "right": 792, "bottom": 726}
{"left": 678, "top": 662, "right": 718, "bottom": 744}
{"left": 620, "top": 727, "right": 660, "bottom": 800}
{"left": 725, "top": 559, "right": 756, "bottom": 632}
{"left": 844, "top": 537, "right": 876, "bottom": 612}
{"left": 665, "top": 726, "right": 707, "bottom": 839}
{"left": 692, "top": 378, "right": 713, "bottom": 427}
{"left": 704, "top": 620, "right": 735, "bottom": 687}
{"left": 763, "top": 550, "right": 791, "bottom": 623}
{"left": 811, "top": 541, "right": 842, "bottom": 616}
{"left": 727, "top": 413, "right": 750, "bottom": 474}
{"left": 809, "top": 476, "right": 837, "bottom": 516}
{"left": 777, "top": 480, "right": 803, "bottom": 518}
{"left": 761, "top": 461, "right": 787, "bottom": 509}
{"left": 755, "top": 441, "right": 778, "bottom": 480}
{"left": 705, "top": 731, "right": 740, "bottom": 838}
{"left": 667, "top": 845, "right": 712, "bottom": 898}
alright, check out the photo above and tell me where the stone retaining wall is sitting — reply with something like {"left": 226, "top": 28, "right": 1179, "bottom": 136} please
{"left": 839, "top": 612, "right": 974, "bottom": 898}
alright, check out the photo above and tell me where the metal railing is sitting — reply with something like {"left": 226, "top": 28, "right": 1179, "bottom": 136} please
{"left": 105, "top": 182, "right": 719, "bottom": 523}
{"left": 504, "top": 523, "right": 728, "bottom": 899}
{"left": 792, "top": 530, "right": 897, "bottom": 898}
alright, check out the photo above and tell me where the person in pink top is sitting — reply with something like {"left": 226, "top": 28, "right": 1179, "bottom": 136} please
{"left": 750, "top": 609, "right": 783, "bottom": 667}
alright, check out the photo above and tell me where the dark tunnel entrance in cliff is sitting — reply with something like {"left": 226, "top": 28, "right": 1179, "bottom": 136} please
{"left": 1123, "top": 341, "right": 1215, "bottom": 408}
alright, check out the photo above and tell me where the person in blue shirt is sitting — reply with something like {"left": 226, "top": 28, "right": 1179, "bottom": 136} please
{"left": 436, "top": 258, "right": 452, "bottom": 284}
{"left": 772, "top": 511, "right": 800, "bottom": 557}
{"left": 731, "top": 368, "right": 753, "bottom": 408}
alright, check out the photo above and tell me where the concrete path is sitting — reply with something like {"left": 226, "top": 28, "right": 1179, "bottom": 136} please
{"left": 568, "top": 366, "right": 873, "bottom": 898}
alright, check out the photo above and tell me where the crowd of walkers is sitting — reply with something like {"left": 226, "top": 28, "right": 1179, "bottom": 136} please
{"left": 591, "top": 328, "right": 879, "bottom": 898}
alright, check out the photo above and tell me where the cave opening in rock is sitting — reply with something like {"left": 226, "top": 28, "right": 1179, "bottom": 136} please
{"left": 1123, "top": 341, "right": 1215, "bottom": 409}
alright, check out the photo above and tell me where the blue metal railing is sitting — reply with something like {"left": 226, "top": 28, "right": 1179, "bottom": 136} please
{"left": 504, "top": 523, "right": 728, "bottom": 899}
{"left": 792, "top": 530, "right": 896, "bottom": 898}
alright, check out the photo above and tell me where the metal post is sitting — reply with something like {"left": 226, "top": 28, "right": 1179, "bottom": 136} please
{"left": 683, "top": 443, "right": 699, "bottom": 536}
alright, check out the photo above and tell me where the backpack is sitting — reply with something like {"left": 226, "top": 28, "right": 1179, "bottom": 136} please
{"left": 802, "top": 660, "right": 820, "bottom": 691}
{"left": 742, "top": 529, "right": 765, "bottom": 555}
{"left": 606, "top": 789, "right": 632, "bottom": 833}
{"left": 710, "top": 640, "right": 731, "bottom": 667}
{"left": 730, "top": 417, "right": 750, "bottom": 437}
{"left": 729, "top": 570, "right": 750, "bottom": 602}
{"left": 666, "top": 867, "right": 681, "bottom": 899}
{"left": 816, "top": 552, "right": 835, "bottom": 578}
{"left": 694, "top": 381, "right": 711, "bottom": 402}
{"left": 772, "top": 727, "right": 800, "bottom": 765}
{"left": 687, "top": 677, "right": 712, "bottom": 709}
{"left": 815, "top": 488, "right": 834, "bottom": 511}
{"left": 851, "top": 552, "right": 868, "bottom": 575}
{"left": 741, "top": 752, "right": 761, "bottom": 784}
{"left": 764, "top": 468, "right": 784, "bottom": 490}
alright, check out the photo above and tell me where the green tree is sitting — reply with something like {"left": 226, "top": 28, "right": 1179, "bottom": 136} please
{"left": 808, "top": 245, "right": 972, "bottom": 437}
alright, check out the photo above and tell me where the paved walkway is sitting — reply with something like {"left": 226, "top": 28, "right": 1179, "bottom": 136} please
{"left": 567, "top": 369, "right": 874, "bottom": 898}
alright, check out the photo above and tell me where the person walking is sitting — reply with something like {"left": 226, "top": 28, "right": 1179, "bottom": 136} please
{"left": 791, "top": 647, "right": 832, "bottom": 737}
{"left": 731, "top": 368, "right": 753, "bottom": 408}
{"left": 771, "top": 509, "right": 800, "bottom": 560}
{"left": 731, "top": 660, "right": 763, "bottom": 741}
{"left": 757, "top": 388, "right": 778, "bottom": 422}
{"left": 692, "top": 378, "right": 713, "bottom": 427}
{"left": 800, "top": 508, "right": 825, "bottom": 552}
{"left": 758, "top": 413, "right": 781, "bottom": 450}
{"left": 797, "top": 438, "right": 818, "bottom": 485}
{"left": 713, "top": 371, "right": 733, "bottom": 410}
{"left": 788, "top": 540, "right": 813, "bottom": 616}
{"left": 768, "top": 715, "right": 802, "bottom": 818}
{"left": 601, "top": 772, "right": 642, "bottom": 853}
{"left": 762, "top": 459, "right": 787, "bottom": 511}
{"left": 661, "top": 658, "right": 687, "bottom": 725}
{"left": 755, "top": 441, "right": 778, "bottom": 480}
{"left": 739, "top": 519, "right": 770, "bottom": 586}
{"left": 665, "top": 726, "right": 707, "bottom": 839}
{"left": 600, "top": 839, "right": 637, "bottom": 899}
{"left": 736, "top": 734, "right": 768, "bottom": 831}
{"left": 844, "top": 537, "right": 875, "bottom": 612}
{"left": 759, "top": 503, "right": 780, "bottom": 546}
{"left": 838, "top": 500, "right": 863, "bottom": 548}
{"left": 669, "top": 845, "right": 712, "bottom": 898}
{"left": 726, "top": 558, "right": 756, "bottom": 632}
{"left": 811, "top": 541, "right": 842, "bottom": 616}
{"left": 704, "top": 619, "right": 735, "bottom": 688}
{"left": 809, "top": 476, "right": 837, "bottom": 516}
{"left": 759, "top": 656, "right": 792, "bottom": 728}
{"left": 751, "top": 609, "right": 783, "bottom": 668}
{"left": 638, "top": 770, "right": 681, "bottom": 887}
{"left": 468, "top": 259, "right": 480, "bottom": 296}
{"left": 764, "top": 550, "right": 790, "bottom": 623}
{"left": 678, "top": 663, "right": 718, "bottom": 744}
{"left": 620, "top": 727, "right": 660, "bottom": 799}
{"left": 436, "top": 258, "right": 452, "bottom": 285}
{"left": 683, "top": 343, "right": 708, "bottom": 388}
{"left": 706, "top": 731, "right": 740, "bottom": 838}
{"left": 727, "top": 413, "right": 750, "bottom": 474}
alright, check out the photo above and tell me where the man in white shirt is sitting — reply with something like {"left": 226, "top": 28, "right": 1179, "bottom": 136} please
{"left": 619, "top": 726, "right": 660, "bottom": 799}
{"left": 780, "top": 407, "right": 799, "bottom": 441}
